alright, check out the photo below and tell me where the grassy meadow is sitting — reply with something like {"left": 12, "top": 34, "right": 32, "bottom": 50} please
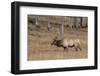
{"left": 28, "top": 16, "right": 88, "bottom": 61}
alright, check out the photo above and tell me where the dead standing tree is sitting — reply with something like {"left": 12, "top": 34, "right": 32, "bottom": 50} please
{"left": 82, "top": 17, "right": 88, "bottom": 28}
{"left": 47, "top": 16, "right": 51, "bottom": 31}
{"left": 75, "top": 17, "right": 82, "bottom": 28}
{"left": 58, "top": 17, "right": 64, "bottom": 40}
{"left": 68, "top": 17, "right": 75, "bottom": 29}
{"left": 35, "top": 16, "right": 40, "bottom": 30}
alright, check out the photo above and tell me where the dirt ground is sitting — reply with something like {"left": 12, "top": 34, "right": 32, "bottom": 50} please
{"left": 28, "top": 24, "right": 88, "bottom": 61}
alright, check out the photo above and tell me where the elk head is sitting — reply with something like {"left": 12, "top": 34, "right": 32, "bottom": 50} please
{"left": 51, "top": 36, "right": 57, "bottom": 45}
{"left": 51, "top": 36, "right": 63, "bottom": 47}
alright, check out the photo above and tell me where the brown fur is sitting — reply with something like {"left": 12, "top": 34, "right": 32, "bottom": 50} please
{"left": 51, "top": 37, "right": 82, "bottom": 51}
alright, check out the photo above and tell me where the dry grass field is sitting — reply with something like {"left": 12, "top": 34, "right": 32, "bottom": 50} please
{"left": 28, "top": 23, "right": 88, "bottom": 61}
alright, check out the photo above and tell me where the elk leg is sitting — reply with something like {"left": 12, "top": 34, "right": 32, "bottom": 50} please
{"left": 77, "top": 44, "right": 82, "bottom": 51}
{"left": 64, "top": 47, "right": 66, "bottom": 50}
{"left": 75, "top": 47, "right": 78, "bottom": 51}
{"left": 64, "top": 47, "right": 68, "bottom": 51}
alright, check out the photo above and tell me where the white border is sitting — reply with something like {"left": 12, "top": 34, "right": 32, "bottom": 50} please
{"left": 20, "top": 6, "right": 95, "bottom": 70}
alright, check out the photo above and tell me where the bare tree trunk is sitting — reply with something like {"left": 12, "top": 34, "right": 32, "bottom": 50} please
{"left": 47, "top": 16, "right": 51, "bottom": 31}
{"left": 35, "top": 16, "right": 40, "bottom": 29}
{"left": 59, "top": 17, "right": 64, "bottom": 40}
{"left": 68, "top": 17, "right": 72, "bottom": 29}
{"left": 74, "top": 17, "right": 77, "bottom": 28}
{"left": 66, "top": 17, "right": 74, "bottom": 32}
{"left": 75, "top": 17, "right": 81, "bottom": 28}
{"left": 82, "top": 17, "right": 87, "bottom": 28}
{"left": 80, "top": 17, "right": 82, "bottom": 28}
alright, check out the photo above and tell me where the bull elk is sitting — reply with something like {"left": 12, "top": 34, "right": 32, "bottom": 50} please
{"left": 51, "top": 36, "right": 82, "bottom": 51}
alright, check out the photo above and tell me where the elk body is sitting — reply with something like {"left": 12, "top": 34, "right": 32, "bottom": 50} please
{"left": 51, "top": 37, "right": 82, "bottom": 51}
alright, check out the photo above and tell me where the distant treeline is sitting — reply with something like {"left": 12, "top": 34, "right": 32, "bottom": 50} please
{"left": 28, "top": 15, "right": 88, "bottom": 28}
